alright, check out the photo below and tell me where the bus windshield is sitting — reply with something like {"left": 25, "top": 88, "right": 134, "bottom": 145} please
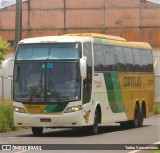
{"left": 16, "top": 43, "right": 80, "bottom": 60}
{"left": 14, "top": 62, "right": 81, "bottom": 103}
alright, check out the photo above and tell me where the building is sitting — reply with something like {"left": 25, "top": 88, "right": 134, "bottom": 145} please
{"left": 0, "top": 0, "right": 160, "bottom": 51}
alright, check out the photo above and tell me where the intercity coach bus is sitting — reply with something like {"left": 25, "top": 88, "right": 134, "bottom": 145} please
{"left": 3, "top": 33, "right": 155, "bottom": 136}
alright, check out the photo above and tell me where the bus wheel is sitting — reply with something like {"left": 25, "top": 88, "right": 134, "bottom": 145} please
{"left": 32, "top": 127, "right": 43, "bottom": 136}
{"left": 89, "top": 108, "right": 99, "bottom": 135}
{"left": 120, "top": 121, "right": 128, "bottom": 129}
{"left": 139, "top": 107, "right": 144, "bottom": 127}
{"left": 130, "top": 105, "right": 140, "bottom": 128}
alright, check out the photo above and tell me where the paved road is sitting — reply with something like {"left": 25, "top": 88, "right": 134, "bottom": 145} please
{"left": 0, "top": 115, "right": 159, "bottom": 153}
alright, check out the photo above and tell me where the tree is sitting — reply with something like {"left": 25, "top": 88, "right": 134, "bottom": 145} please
{"left": 0, "top": 37, "right": 10, "bottom": 64}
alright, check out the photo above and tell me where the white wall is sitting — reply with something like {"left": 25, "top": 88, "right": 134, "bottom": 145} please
{"left": 0, "top": 54, "right": 14, "bottom": 100}
{"left": 153, "top": 51, "right": 160, "bottom": 102}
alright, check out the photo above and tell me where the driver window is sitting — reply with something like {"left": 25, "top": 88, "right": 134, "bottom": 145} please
{"left": 83, "top": 42, "right": 92, "bottom": 104}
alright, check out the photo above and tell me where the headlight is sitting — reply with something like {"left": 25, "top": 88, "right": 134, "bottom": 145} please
{"left": 64, "top": 105, "right": 82, "bottom": 113}
{"left": 13, "top": 106, "right": 27, "bottom": 113}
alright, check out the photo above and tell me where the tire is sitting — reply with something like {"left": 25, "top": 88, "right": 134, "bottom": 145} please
{"left": 120, "top": 121, "right": 128, "bottom": 129}
{"left": 32, "top": 127, "right": 43, "bottom": 136}
{"left": 138, "top": 108, "right": 144, "bottom": 127}
{"left": 130, "top": 105, "right": 140, "bottom": 128}
{"left": 89, "top": 109, "right": 99, "bottom": 135}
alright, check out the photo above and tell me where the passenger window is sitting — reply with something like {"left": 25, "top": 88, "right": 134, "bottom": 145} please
{"left": 104, "top": 46, "right": 116, "bottom": 71}
{"left": 139, "top": 49, "right": 147, "bottom": 72}
{"left": 123, "top": 48, "right": 134, "bottom": 72}
{"left": 94, "top": 44, "right": 106, "bottom": 71}
{"left": 113, "top": 47, "right": 125, "bottom": 72}
{"left": 146, "top": 50, "right": 153, "bottom": 72}
{"left": 132, "top": 49, "right": 141, "bottom": 72}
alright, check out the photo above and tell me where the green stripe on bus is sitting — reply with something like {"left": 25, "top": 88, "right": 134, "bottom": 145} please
{"left": 44, "top": 103, "right": 68, "bottom": 113}
{"left": 104, "top": 73, "right": 126, "bottom": 113}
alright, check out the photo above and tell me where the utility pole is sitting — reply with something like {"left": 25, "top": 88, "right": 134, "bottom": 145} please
{"left": 15, "top": 0, "right": 22, "bottom": 52}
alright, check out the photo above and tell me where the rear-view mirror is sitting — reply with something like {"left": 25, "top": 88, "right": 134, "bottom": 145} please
{"left": 80, "top": 56, "right": 87, "bottom": 78}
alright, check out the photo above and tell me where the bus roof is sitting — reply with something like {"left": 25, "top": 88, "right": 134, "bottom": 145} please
{"left": 19, "top": 33, "right": 152, "bottom": 50}
{"left": 18, "top": 36, "right": 91, "bottom": 44}
{"left": 65, "top": 33, "right": 126, "bottom": 41}
{"left": 95, "top": 38, "right": 152, "bottom": 50}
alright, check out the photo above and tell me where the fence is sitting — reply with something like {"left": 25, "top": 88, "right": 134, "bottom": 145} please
{"left": 0, "top": 76, "right": 12, "bottom": 102}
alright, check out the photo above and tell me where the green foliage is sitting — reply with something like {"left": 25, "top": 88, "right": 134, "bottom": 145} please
{"left": 0, "top": 37, "right": 10, "bottom": 64}
{"left": 0, "top": 101, "right": 16, "bottom": 132}
{"left": 155, "top": 102, "right": 160, "bottom": 114}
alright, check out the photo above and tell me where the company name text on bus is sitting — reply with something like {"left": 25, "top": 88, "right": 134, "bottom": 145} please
{"left": 123, "top": 77, "right": 141, "bottom": 87}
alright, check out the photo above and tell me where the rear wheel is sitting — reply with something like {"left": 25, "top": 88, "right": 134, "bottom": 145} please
{"left": 130, "top": 105, "right": 140, "bottom": 128}
{"left": 32, "top": 127, "right": 43, "bottom": 136}
{"left": 139, "top": 107, "right": 144, "bottom": 127}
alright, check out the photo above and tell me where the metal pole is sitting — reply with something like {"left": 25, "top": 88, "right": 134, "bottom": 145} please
{"left": 27, "top": 0, "right": 30, "bottom": 37}
{"left": 140, "top": 0, "right": 142, "bottom": 29}
{"left": 64, "top": 0, "right": 66, "bottom": 32}
{"left": 15, "top": 0, "right": 22, "bottom": 53}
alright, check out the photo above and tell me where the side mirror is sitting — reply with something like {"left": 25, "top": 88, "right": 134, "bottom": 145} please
{"left": 2, "top": 58, "right": 14, "bottom": 79}
{"left": 80, "top": 56, "right": 87, "bottom": 78}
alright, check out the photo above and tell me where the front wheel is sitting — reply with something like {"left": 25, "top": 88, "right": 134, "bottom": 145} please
{"left": 32, "top": 127, "right": 43, "bottom": 136}
{"left": 89, "top": 109, "right": 99, "bottom": 135}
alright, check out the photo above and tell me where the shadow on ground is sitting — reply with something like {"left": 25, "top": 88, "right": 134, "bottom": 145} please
{"left": 17, "top": 125, "right": 150, "bottom": 138}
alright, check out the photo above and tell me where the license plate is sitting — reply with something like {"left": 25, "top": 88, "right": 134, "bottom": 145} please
{"left": 40, "top": 118, "right": 51, "bottom": 122}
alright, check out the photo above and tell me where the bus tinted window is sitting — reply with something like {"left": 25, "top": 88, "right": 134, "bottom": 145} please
{"left": 83, "top": 43, "right": 92, "bottom": 104}
{"left": 139, "top": 49, "right": 148, "bottom": 72}
{"left": 17, "top": 46, "right": 49, "bottom": 60}
{"left": 146, "top": 50, "right": 153, "bottom": 72}
{"left": 49, "top": 44, "right": 79, "bottom": 59}
{"left": 113, "top": 46, "right": 125, "bottom": 71}
{"left": 93, "top": 44, "right": 153, "bottom": 73}
{"left": 16, "top": 43, "right": 80, "bottom": 60}
{"left": 132, "top": 49, "right": 141, "bottom": 72}
{"left": 104, "top": 46, "right": 116, "bottom": 71}
{"left": 94, "top": 44, "right": 105, "bottom": 71}
{"left": 123, "top": 48, "right": 134, "bottom": 72}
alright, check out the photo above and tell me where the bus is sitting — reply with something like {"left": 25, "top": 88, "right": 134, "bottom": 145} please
{"left": 5, "top": 33, "right": 155, "bottom": 136}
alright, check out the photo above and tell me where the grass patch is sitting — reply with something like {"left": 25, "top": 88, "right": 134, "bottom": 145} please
{"left": 0, "top": 100, "right": 16, "bottom": 132}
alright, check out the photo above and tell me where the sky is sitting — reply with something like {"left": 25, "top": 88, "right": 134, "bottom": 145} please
{"left": 0, "top": 0, "right": 27, "bottom": 9}
{"left": 0, "top": 0, "right": 160, "bottom": 9}
{"left": 147, "top": 0, "right": 160, "bottom": 4}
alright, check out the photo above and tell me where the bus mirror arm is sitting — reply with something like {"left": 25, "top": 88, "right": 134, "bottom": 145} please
{"left": 2, "top": 58, "right": 14, "bottom": 79}
{"left": 80, "top": 56, "right": 87, "bottom": 79}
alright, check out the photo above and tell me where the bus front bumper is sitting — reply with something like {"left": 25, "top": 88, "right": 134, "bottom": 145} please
{"left": 14, "top": 111, "right": 85, "bottom": 127}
